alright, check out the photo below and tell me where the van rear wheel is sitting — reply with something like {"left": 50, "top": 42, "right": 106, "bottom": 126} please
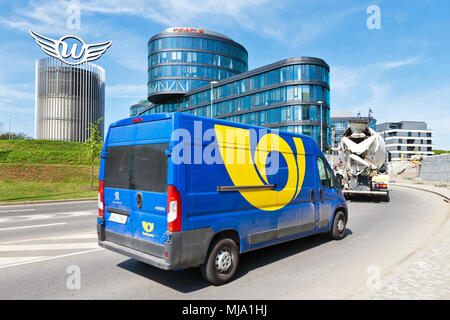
{"left": 201, "top": 237, "right": 239, "bottom": 286}
{"left": 328, "top": 211, "right": 347, "bottom": 240}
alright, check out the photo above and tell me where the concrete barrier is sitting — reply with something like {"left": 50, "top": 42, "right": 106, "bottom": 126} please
{"left": 419, "top": 154, "right": 450, "bottom": 183}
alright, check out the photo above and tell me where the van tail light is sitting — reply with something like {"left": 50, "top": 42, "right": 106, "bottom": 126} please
{"left": 98, "top": 180, "right": 105, "bottom": 217}
{"left": 167, "top": 185, "right": 181, "bottom": 232}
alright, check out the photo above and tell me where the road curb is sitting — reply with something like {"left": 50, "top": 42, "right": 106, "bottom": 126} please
{"left": 391, "top": 183, "right": 450, "bottom": 202}
{"left": 0, "top": 197, "right": 97, "bottom": 206}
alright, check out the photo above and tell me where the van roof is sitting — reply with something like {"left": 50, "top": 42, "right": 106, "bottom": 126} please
{"left": 109, "top": 112, "right": 322, "bottom": 155}
{"left": 110, "top": 113, "right": 172, "bottom": 127}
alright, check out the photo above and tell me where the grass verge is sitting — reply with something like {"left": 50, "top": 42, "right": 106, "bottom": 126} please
{"left": 0, "top": 163, "right": 98, "bottom": 202}
{"left": 0, "top": 181, "right": 97, "bottom": 202}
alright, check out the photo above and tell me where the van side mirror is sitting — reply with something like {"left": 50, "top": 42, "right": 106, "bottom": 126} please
{"left": 334, "top": 174, "right": 344, "bottom": 190}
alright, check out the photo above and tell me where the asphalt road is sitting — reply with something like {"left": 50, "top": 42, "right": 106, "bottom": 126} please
{"left": 0, "top": 186, "right": 448, "bottom": 299}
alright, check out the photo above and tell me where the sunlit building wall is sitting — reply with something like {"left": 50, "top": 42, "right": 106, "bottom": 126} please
{"left": 35, "top": 57, "right": 105, "bottom": 141}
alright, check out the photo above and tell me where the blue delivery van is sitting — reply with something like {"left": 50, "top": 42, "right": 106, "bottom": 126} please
{"left": 97, "top": 112, "right": 348, "bottom": 285}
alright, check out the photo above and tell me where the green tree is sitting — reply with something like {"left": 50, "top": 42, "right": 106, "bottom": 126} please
{"left": 84, "top": 118, "right": 103, "bottom": 189}
{"left": 433, "top": 149, "right": 450, "bottom": 155}
{"left": 0, "top": 132, "right": 32, "bottom": 140}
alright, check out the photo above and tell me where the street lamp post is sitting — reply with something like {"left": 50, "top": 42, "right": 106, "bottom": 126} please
{"left": 8, "top": 113, "right": 12, "bottom": 140}
{"left": 210, "top": 81, "right": 218, "bottom": 118}
{"left": 318, "top": 101, "right": 323, "bottom": 152}
{"left": 331, "top": 126, "right": 335, "bottom": 167}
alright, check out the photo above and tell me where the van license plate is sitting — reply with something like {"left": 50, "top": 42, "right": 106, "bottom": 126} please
{"left": 108, "top": 213, "right": 128, "bottom": 224}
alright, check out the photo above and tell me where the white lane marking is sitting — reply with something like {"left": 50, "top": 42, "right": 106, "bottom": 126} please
{"left": 0, "top": 211, "right": 96, "bottom": 224}
{"left": 0, "top": 232, "right": 98, "bottom": 245}
{"left": 17, "top": 214, "right": 54, "bottom": 221}
{"left": 0, "top": 242, "right": 99, "bottom": 251}
{"left": 0, "top": 209, "right": 35, "bottom": 213}
{"left": 0, "top": 223, "right": 66, "bottom": 231}
{"left": 57, "top": 210, "right": 96, "bottom": 217}
{"left": 0, "top": 231, "right": 101, "bottom": 269}
{"left": 0, "top": 256, "right": 49, "bottom": 266}
{"left": 0, "top": 248, "right": 103, "bottom": 269}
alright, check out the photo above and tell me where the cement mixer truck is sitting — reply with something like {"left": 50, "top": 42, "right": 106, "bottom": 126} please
{"left": 334, "top": 120, "right": 391, "bottom": 202}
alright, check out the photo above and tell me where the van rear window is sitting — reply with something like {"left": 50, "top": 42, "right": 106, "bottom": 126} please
{"left": 104, "top": 143, "right": 169, "bottom": 193}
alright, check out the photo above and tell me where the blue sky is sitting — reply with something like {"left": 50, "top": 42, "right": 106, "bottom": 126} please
{"left": 0, "top": 0, "right": 449, "bottom": 149}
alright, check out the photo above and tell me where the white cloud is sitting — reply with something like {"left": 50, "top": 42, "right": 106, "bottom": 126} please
{"left": 0, "top": 0, "right": 354, "bottom": 46}
{"left": 0, "top": 81, "right": 35, "bottom": 137}
{"left": 376, "top": 55, "right": 422, "bottom": 69}
{"left": 0, "top": 82, "right": 34, "bottom": 104}
{"left": 331, "top": 54, "right": 422, "bottom": 108}
{"left": 364, "top": 84, "right": 450, "bottom": 149}
{"left": 105, "top": 31, "right": 148, "bottom": 72}
{"left": 331, "top": 54, "right": 450, "bottom": 149}
{"left": 106, "top": 83, "right": 147, "bottom": 98}
{"left": 0, "top": 0, "right": 268, "bottom": 35}
{"left": 0, "top": 1, "right": 70, "bottom": 35}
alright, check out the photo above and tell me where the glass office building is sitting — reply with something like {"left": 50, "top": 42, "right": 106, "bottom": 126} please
{"left": 132, "top": 28, "right": 331, "bottom": 148}
{"left": 130, "top": 100, "right": 154, "bottom": 117}
{"left": 147, "top": 27, "right": 248, "bottom": 104}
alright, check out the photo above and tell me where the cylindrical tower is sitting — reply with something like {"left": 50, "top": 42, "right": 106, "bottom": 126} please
{"left": 147, "top": 27, "right": 248, "bottom": 103}
{"left": 35, "top": 57, "right": 105, "bottom": 142}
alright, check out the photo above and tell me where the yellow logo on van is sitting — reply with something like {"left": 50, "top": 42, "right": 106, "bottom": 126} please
{"left": 142, "top": 221, "right": 154, "bottom": 237}
{"left": 215, "top": 124, "right": 306, "bottom": 211}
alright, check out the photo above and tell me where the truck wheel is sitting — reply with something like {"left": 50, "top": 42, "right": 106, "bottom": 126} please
{"left": 200, "top": 237, "right": 239, "bottom": 286}
{"left": 384, "top": 191, "right": 390, "bottom": 202}
{"left": 328, "top": 211, "right": 347, "bottom": 240}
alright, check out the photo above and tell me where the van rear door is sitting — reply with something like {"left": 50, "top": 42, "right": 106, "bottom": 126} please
{"left": 103, "top": 119, "right": 171, "bottom": 247}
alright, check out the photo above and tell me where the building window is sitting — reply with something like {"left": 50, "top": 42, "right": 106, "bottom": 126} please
{"left": 302, "top": 105, "right": 309, "bottom": 120}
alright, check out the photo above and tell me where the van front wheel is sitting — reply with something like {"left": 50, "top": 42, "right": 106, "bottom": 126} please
{"left": 201, "top": 237, "right": 239, "bottom": 286}
{"left": 328, "top": 211, "right": 347, "bottom": 240}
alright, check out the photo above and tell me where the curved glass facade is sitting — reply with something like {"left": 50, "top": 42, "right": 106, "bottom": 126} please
{"left": 139, "top": 57, "right": 331, "bottom": 147}
{"left": 149, "top": 51, "right": 247, "bottom": 73}
{"left": 149, "top": 65, "right": 237, "bottom": 81}
{"left": 135, "top": 28, "right": 332, "bottom": 148}
{"left": 148, "top": 28, "right": 248, "bottom": 103}
{"left": 149, "top": 36, "right": 248, "bottom": 62}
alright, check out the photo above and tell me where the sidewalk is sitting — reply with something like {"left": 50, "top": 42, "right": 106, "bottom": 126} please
{"left": 0, "top": 197, "right": 97, "bottom": 206}
{"left": 391, "top": 178, "right": 450, "bottom": 200}
{"left": 365, "top": 180, "right": 450, "bottom": 299}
